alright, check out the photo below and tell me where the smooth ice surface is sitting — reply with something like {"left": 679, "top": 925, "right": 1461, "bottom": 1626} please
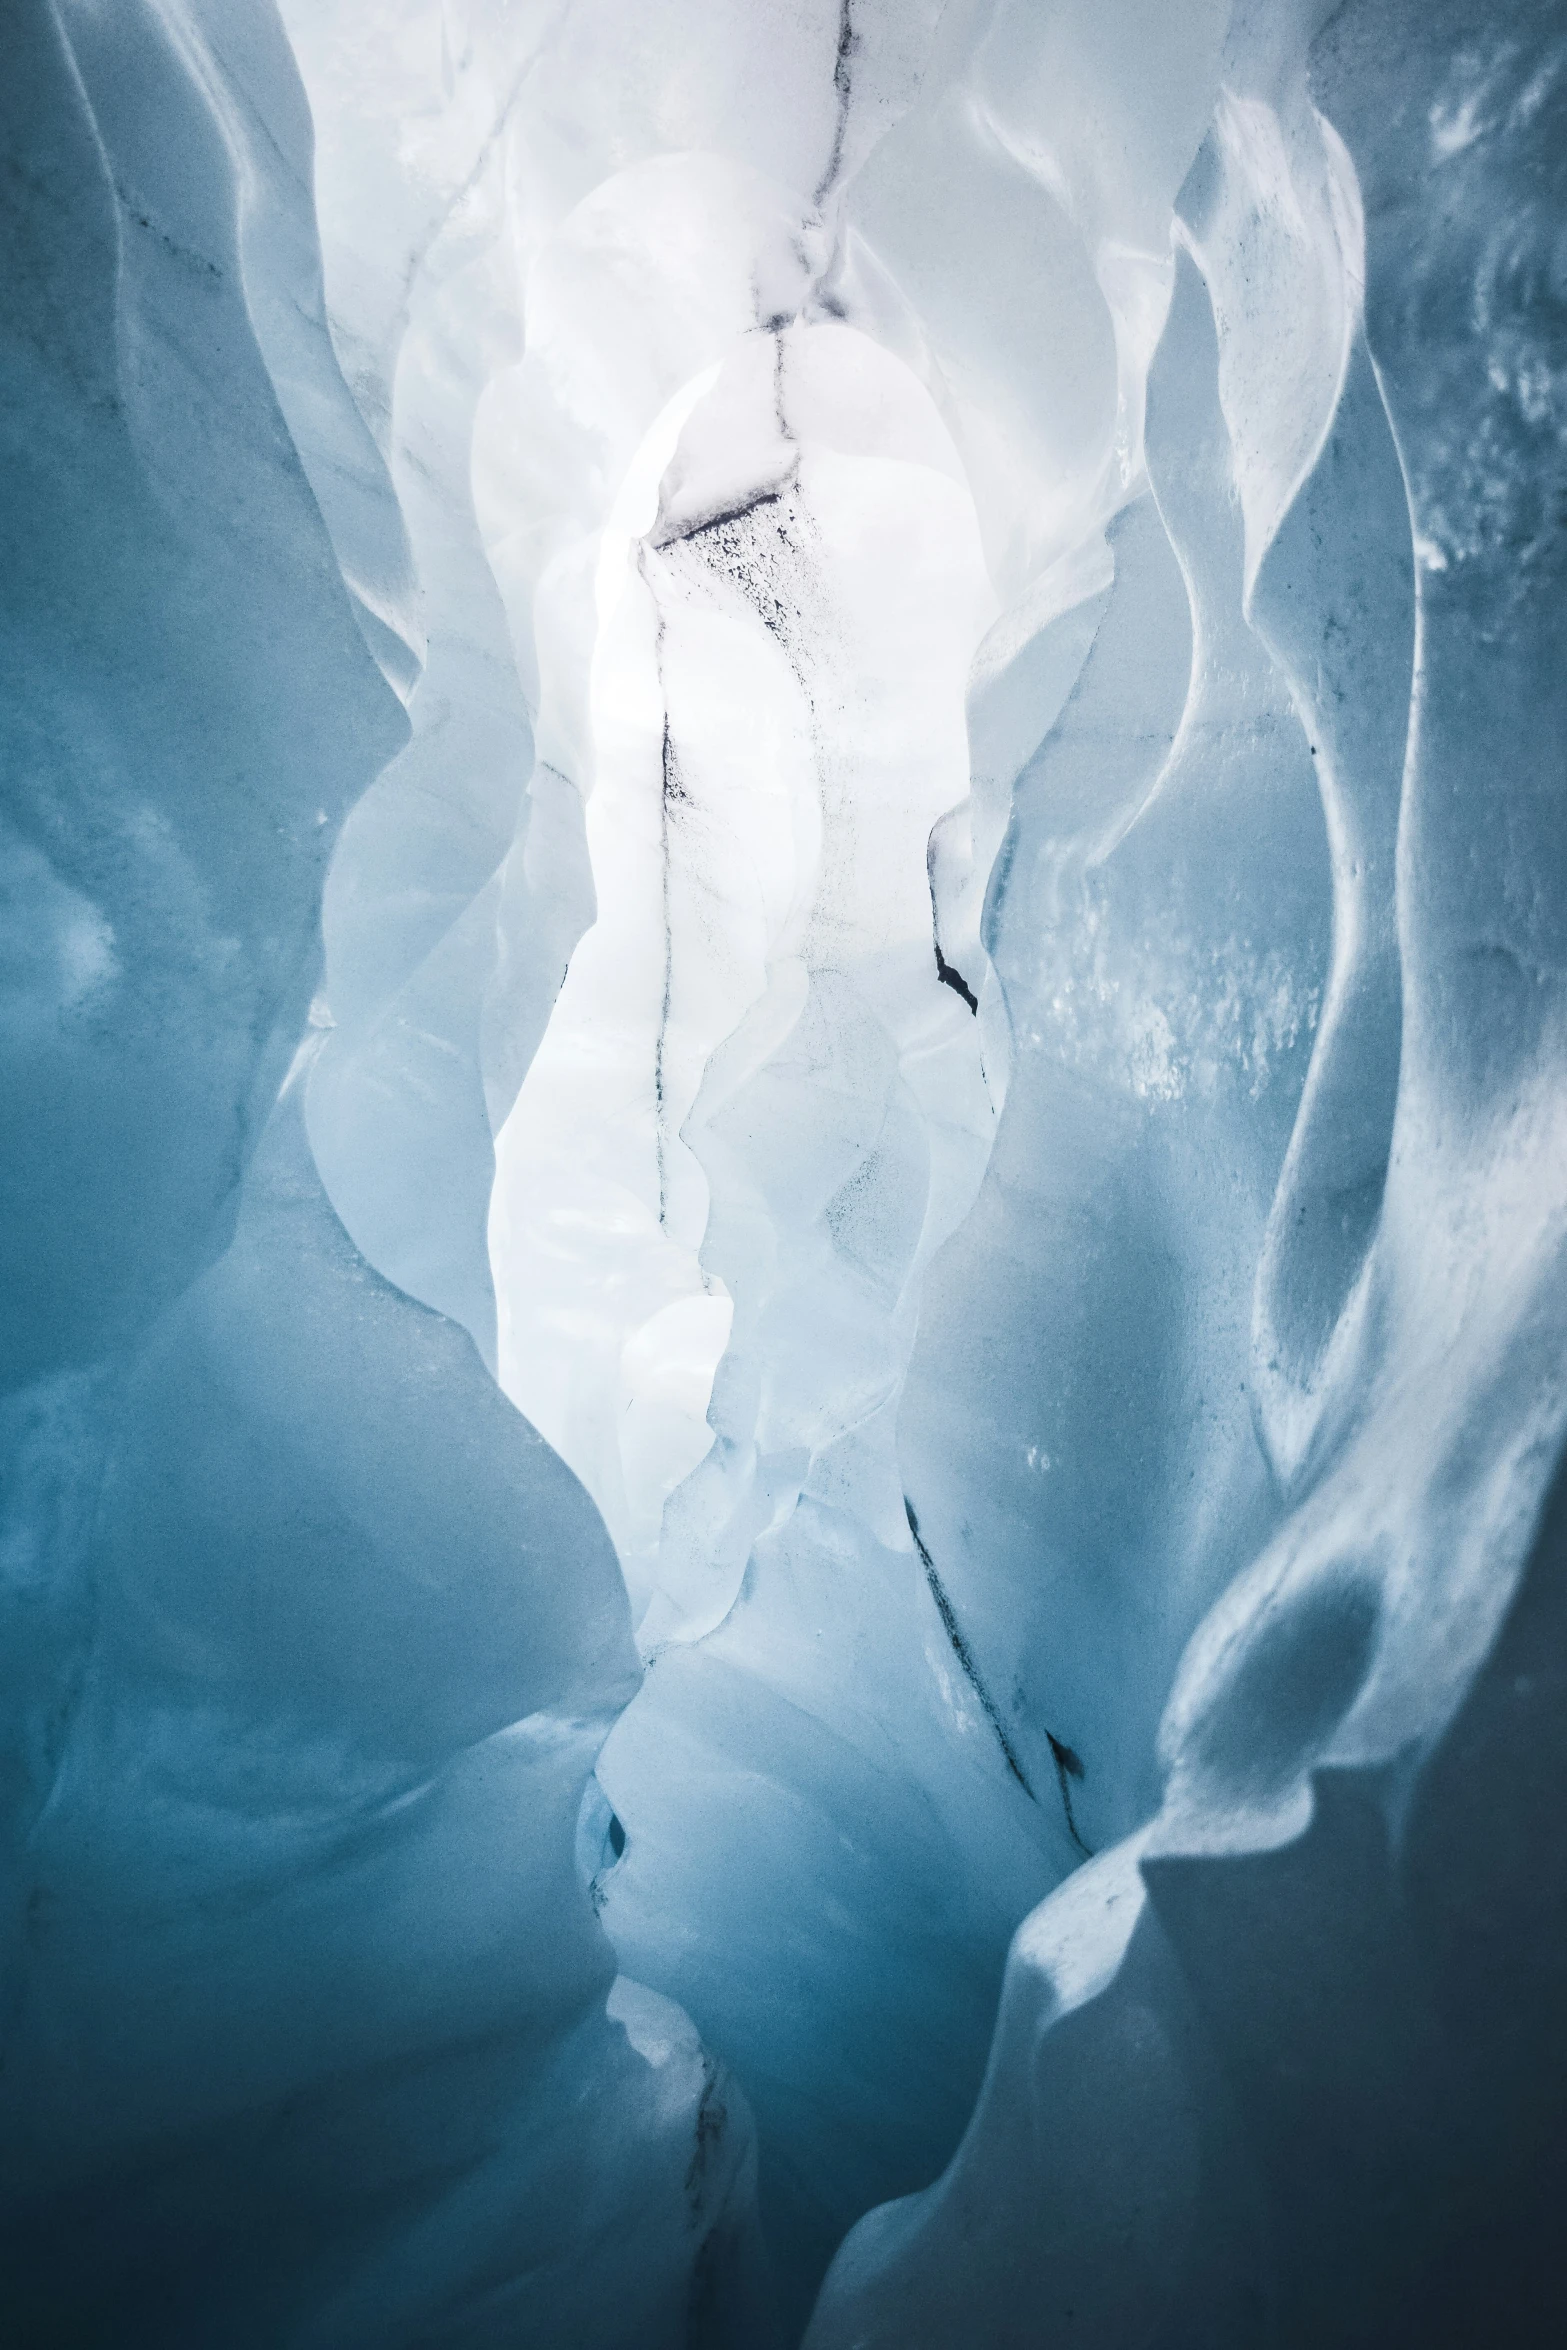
{"left": 5, "top": 0, "right": 1567, "bottom": 2344}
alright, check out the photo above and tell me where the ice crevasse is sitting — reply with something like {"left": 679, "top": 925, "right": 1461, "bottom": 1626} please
{"left": 2, "top": 0, "right": 1566, "bottom": 2344}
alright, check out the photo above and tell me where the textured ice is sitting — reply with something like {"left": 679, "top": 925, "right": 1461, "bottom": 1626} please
{"left": 4, "top": 0, "right": 1567, "bottom": 2344}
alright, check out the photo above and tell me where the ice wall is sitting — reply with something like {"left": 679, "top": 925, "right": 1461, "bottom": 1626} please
{"left": 808, "top": 2, "right": 1567, "bottom": 2341}
{"left": 6, "top": 0, "right": 1567, "bottom": 2344}
{"left": 1, "top": 6, "right": 772, "bottom": 2344}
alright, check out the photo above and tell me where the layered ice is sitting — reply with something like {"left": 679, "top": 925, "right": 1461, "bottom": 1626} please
{"left": 2, "top": 7, "right": 771, "bottom": 2343}
{"left": 808, "top": 4, "right": 1567, "bottom": 2343}
{"left": 5, "top": 0, "right": 1567, "bottom": 2345}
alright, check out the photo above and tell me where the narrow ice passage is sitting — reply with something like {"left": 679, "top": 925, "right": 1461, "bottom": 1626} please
{"left": 5, "top": 2, "right": 1567, "bottom": 2345}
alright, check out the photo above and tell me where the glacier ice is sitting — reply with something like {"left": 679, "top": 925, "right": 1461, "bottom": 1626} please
{"left": 1, "top": 7, "right": 771, "bottom": 2344}
{"left": 4, "top": 0, "right": 1567, "bottom": 2344}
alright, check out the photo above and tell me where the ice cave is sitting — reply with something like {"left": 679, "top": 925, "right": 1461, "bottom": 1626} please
{"left": 4, "top": 0, "right": 1567, "bottom": 2341}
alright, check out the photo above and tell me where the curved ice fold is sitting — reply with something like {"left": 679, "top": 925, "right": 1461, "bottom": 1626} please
{"left": 7, "top": 0, "right": 1567, "bottom": 2343}
{"left": 2, "top": 4, "right": 774, "bottom": 2342}
{"left": 492, "top": 308, "right": 997, "bottom": 1613}
{"left": 809, "top": 4, "right": 1567, "bottom": 2343}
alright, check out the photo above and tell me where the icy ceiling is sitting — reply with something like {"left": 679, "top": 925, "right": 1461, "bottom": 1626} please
{"left": 4, "top": 0, "right": 1567, "bottom": 2344}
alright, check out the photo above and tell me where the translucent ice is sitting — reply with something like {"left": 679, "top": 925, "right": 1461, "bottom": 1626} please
{"left": 6, "top": 0, "right": 1567, "bottom": 2344}
{"left": 808, "top": 5, "right": 1567, "bottom": 2343}
{"left": 2, "top": 6, "right": 771, "bottom": 2342}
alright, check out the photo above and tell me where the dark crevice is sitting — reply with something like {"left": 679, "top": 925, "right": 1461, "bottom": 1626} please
{"left": 684, "top": 2058, "right": 728, "bottom": 2221}
{"left": 934, "top": 941, "right": 979, "bottom": 1014}
{"left": 905, "top": 1497, "right": 1037, "bottom": 1803}
{"left": 118, "top": 195, "right": 222, "bottom": 278}
{"left": 1046, "top": 1732, "right": 1093, "bottom": 1859}
{"left": 812, "top": 0, "right": 857, "bottom": 208}
{"left": 656, "top": 482, "right": 788, "bottom": 548}
{"left": 927, "top": 832, "right": 979, "bottom": 1011}
{"left": 905, "top": 1498, "right": 1095, "bottom": 1857}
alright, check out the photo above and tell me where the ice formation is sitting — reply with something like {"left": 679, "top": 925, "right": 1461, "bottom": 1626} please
{"left": 3, "top": 0, "right": 1566, "bottom": 2344}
